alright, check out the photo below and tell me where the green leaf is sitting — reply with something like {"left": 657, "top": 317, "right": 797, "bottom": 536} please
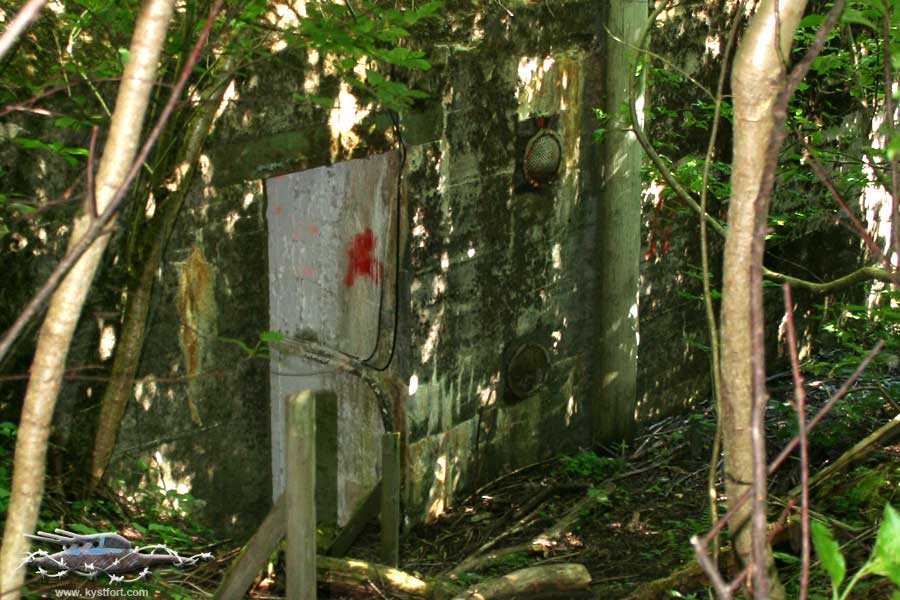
{"left": 366, "top": 69, "right": 384, "bottom": 85}
{"left": 259, "top": 330, "right": 285, "bottom": 343}
{"left": 7, "top": 202, "right": 36, "bottom": 214}
{"left": 413, "top": 1, "right": 443, "bottom": 19}
{"left": 870, "top": 504, "right": 900, "bottom": 586}
{"left": 800, "top": 14, "right": 825, "bottom": 28}
{"left": 376, "top": 26, "right": 410, "bottom": 42}
{"left": 403, "top": 57, "right": 432, "bottom": 70}
{"left": 811, "top": 519, "right": 846, "bottom": 592}
{"left": 773, "top": 551, "right": 801, "bottom": 564}
{"left": 841, "top": 8, "right": 877, "bottom": 30}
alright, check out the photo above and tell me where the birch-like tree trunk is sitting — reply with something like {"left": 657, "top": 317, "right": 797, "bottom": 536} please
{"left": 0, "top": 1, "right": 175, "bottom": 596}
{"left": 721, "top": 0, "right": 807, "bottom": 595}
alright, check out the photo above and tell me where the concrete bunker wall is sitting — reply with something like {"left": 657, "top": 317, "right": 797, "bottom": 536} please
{"left": 98, "top": 0, "right": 704, "bottom": 533}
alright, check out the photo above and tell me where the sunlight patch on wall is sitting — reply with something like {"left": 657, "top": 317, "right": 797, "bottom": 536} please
{"left": 302, "top": 49, "right": 322, "bottom": 93}
{"left": 224, "top": 209, "right": 241, "bottom": 237}
{"left": 144, "top": 193, "right": 156, "bottom": 219}
{"left": 214, "top": 80, "right": 238, "bottom": 122}
{"left": 153, "top": 446, "right": 194, "bottom": 508}
{"left": 133, "top": 379, "right": 159, "bottom": 412}
{"left": 421, "top": 306, "right": 444, "bottom": 364}
{"left": 412, "top": 207, "right": 428, "bottom": 247}
{"left": 328, "top": 82, "right": 370, "bottom": 159}
{"left": 516, "top": 55, "right": 554, "bottom": 110}
{"left": 199, "top": 154, "right": 214, "bottom": 186}
{"left": 432, "top": 273, "right": 447, "bottom": 297}
{"left": 551, "top": 330, "right": 562, "bottom": 351}
{"left": 566, "top": 395, "right": 577, "bottom": 424}
{"left": 478, "top": 382, "right": 497, "bottom": 408}
{"left": 705, "top": 34, "right": 721, "bottom": 58}
{"left": 428, "top": 454, "right": 448, "bottom": 519}
{"left": 98, "top": 324, "right": 116, "bottom": 361}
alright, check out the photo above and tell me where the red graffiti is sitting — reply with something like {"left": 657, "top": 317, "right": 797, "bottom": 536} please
{"left": 344, "top": 228, "right": 383, "bottom": 287}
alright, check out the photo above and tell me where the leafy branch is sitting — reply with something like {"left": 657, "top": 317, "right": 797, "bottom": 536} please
{"left": 627, "top": 4, "right": 894, "bottom": 293}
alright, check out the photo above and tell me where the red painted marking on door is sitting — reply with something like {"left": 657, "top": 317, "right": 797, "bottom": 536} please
{"left": 344, "top": 228, "right": 383, "bottom": 287}
{"left": 274, "top": 204, "right": 282, "bottom": 216}
{"left": 308, "top": 224, "right": 319, "bottom": 235}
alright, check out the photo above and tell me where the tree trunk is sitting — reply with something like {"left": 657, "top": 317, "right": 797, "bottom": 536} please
{"left": 721, "top": 0, "right": 807, "bottom": 595}
{"left": 0, "top": 1, "right": 175, "bottom": 597}
{"left": 595, "top": 0, "right": 646, "bottom": 443}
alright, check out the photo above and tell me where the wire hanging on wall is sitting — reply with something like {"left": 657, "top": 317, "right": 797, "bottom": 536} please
{"left": 274, "top": 108, "right": 406, "bottom": 377}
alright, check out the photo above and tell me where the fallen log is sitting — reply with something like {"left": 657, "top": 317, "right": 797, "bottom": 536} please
{"left": 215, "top": 493, "right": 592, "bottom": 600}
{"left": 452, "top": 563, "right": 591, "bottom": 599}
{"left": 318, "top": 556, "right": 457, "bottom": 599}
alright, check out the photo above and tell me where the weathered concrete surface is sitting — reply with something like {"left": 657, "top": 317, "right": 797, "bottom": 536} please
{"left": 266, "top": 152, "right": 400, "bottom": 524}
{"left": 400, "top": 37, "right": 602, "bottom": 518}
{"left": 104, "top": 177, "right": 272, "bottom": 538}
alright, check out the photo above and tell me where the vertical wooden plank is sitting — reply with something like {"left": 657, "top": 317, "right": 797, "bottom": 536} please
{"left": 380, "top": 432, "right": 401, "bottom": 567}
{"left": 286, "top": 391, "right": 316, "bottom": 600}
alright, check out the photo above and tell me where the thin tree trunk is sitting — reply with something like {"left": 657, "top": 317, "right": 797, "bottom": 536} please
{"left": 0, "top": 1, "right": 175, "bottom": 597}
{"left": 90, "top": 53, "right": 236, "bottom": 487}
{"left": 721, "top": 0, "right": 807, "bottom": 596}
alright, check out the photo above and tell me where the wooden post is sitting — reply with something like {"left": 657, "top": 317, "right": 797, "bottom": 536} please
{"left": 286, "top": 391, "right": 316, "bottom": 600}
{"left": 380, "top": 432, "right": 401, "bottom": 567}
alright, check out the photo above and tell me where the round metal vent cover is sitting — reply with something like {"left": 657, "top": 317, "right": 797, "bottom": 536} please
{"left": 523, "top": 129, "right": 562, "bottom": 186}
{"left": 505, "top": 342, "right": 551, "bottom": 400}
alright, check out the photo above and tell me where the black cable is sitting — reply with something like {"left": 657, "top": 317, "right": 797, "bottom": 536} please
{"left": 273, "top": 106, "right": 406, "bottom": 376}
{"left": 366, "top": 108, "right": 405, "bottom": 372}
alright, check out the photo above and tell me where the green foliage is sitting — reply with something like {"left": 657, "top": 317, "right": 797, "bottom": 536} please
{"left": 811, "top": 504, "right": 900, "bottom": 600}
{"left": 282, "top": 0, "right": 441, "bottom": 111}
{"left": 560, "top": 449, "right": 626, "bottom": 480}
{"left": 12, "top": 137, "right": 89, "bottom": 167}
{"left": 814, "top": 289, "right": 900, "bottom": 376}
{"left": 219, "top": 329, "right": 284, "bottom": 359}
{"left": 812, "top": 519, "right": 846, "bottom": 595}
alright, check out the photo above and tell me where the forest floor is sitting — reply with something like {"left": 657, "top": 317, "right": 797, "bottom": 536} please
{"left": 317, "top": 370, "right": 900, "bottom": 600}
{"left": 17, "top": 369, "right": 900, "bottom": 599}
{"left": 236, "top": 367, "right": 899, "bottom": 599}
